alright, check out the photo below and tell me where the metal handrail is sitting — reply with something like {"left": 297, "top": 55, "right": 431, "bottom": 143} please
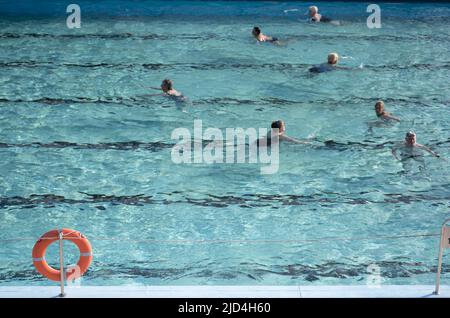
{"left": 434, "top": 218, "right": 450, "bottom": 295}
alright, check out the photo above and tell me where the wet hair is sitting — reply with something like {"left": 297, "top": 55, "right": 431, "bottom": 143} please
{"left": 375, "top": 100, "right": 385, "bottom": 116}
{"left": 161, "top": 79, "right": 173, "bottom": 90}
{"left": 328, "top": 52, "right": 339, "bottom": 64}
{"left": 271, "top": 120, "right": 284, "bottom": 129}
{"left": 406, "top": 131, "right": 416, "bottom": 138}
{"left": 252, "top": 27, "right": 261, "bottom": 36}
{"left": 375, "top": 100, "right": 384, "bottom": 108}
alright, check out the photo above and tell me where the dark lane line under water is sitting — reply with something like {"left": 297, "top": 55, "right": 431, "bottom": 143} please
{"left": 0, "top": 96, "right": 448, "bottom": 108}
{"left": 1, "top": 61, "right": 450, "bottom": 72}
{"left": 1, "top": 138, "right": 449, "bottom": 151}
{"left": 2, "top": 188, "right": 450, "bottom": 210}
{"left": 1, "top": 32, "right": 449, "bottom": 43}
{"left": 1, "top": 258, "right": 448, "bottom": 284}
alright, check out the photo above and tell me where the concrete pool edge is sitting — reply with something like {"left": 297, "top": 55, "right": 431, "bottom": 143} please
{"left": 0, "top": 285, "right": 449, "bottom": 298}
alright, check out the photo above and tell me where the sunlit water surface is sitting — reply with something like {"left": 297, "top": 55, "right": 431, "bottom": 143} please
{"left": 0, "top": 1, "right": 450, "bottom": 286}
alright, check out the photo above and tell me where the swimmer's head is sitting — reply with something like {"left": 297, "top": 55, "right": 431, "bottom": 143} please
{"left": 328, "top": 52, "right": 339, "bottom": 65}
{"left": 309, "top": 6, "right": 318, "bottom": 16}
{"left": 375, "top": 100, "right": 385, "bottom": 116}
{"left": 252, "top": 27, "right": 261, "bottom": 37}
{"left": 405, "top": 131, "right": 417, "bottom": 145}
{"left": 271, "top": 120, "right": 286, "bottom": 135}
{"left": 161, "top": 79, "right": 173, "bottom": 92}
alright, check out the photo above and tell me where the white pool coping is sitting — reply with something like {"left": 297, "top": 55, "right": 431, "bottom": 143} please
{"left": 0, "top": 285, "right": 449, "bottom": 298}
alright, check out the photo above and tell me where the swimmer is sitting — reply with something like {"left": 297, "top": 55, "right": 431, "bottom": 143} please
{"left": 308, "top": 5, "right": 332, "bottom": 23}
{"left": 391, "top": 131, "right": 440, "bottom": 162}
{"left": 148, "top": 79, "right": 187, "bottom": 103}
{"left": 374, "top": 100, "right": 400, "bottom": 122}
{"left": 257, "top": 120, "right": 310, "bottom": 146}
{"left": 159, "top": 79, "right": 183, "bottom": 98}
{"left": 309, "top": 52, "right": 347, "bottom": 73}
{"left": 252, "top": 26, "right": 280, "bottom": 44}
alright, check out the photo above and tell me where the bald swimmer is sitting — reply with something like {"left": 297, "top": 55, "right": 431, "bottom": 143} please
{"left": 392, "top": 131, "right": 440, "bottom": 162}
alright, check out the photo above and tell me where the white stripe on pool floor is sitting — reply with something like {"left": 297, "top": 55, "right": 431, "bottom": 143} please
{"left": 0, "top": 285, "right": 449, "bottom": 298}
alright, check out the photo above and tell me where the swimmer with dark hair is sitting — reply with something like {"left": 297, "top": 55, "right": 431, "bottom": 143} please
{"left": 392, "top": 131, "right": 440, "bottom": 162}
{"left": 257, "top": 120, "right": 310, "bottom": 147}
{"left": 252, "top": 26, "right": 280, "bottom": 44}
{"left": 160, "top": 79, "right": 183, "bottom": 98}
{"left": 309, "top": 52, "right": 350, "bottom": 73}
{"left": 149, "top": 79, "right": 187, "bottom": 102}
{"left": 374, "top": 100, "right": 400, "bottom": 122}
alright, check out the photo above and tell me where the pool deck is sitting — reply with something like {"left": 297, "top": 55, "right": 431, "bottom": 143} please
{"left": 0, "top": 285, "right": 449, "bottom": 298}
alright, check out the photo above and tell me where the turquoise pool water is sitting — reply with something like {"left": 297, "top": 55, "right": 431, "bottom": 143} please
{"left": 0, "top": 1, "right": 450, "bottom": 286}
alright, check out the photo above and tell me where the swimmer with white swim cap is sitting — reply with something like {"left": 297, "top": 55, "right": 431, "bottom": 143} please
{"left": 391, "top": 131, "right": 440, "bottom": 162}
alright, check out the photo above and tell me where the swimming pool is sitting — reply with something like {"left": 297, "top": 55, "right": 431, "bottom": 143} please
{"left": 0, "top": 0, "right": 450, "bottom": 286}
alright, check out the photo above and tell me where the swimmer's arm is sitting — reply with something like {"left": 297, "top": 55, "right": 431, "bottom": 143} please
{"left": 391, "top": 146, "right": 401, "bottom": 161}
{"left": 334, "top": 65, "right": 352, "bottom": 70}
{"left": 148, "top": 87, "right": 161, "bottom": 91}
{"left": 281, "top": 135, "right": 311, "bottom": 144}
{"left": 385, "top": 114, "right": 401, "bottom": 122}
{"left": 144, "top": 93, "right": 164, "bottom": 97}
{"left": 417, "top": 144, "right": 440, "bottom": 157}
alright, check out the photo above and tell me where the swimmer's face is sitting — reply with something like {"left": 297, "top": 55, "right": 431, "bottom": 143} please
{"left": 328, "top": 54, "right": 338, "bottom": 65}
{"left": 161, "top": 81, "right": 170, "bottom": 92}
{"left": 405, "top": 133, "right": 416, "bottom": 145}
{"left": 375, "top": 103, "right": 384, "bottom": 115}
{"left": 309, "top": 7, "right": 317, "bottom": 17}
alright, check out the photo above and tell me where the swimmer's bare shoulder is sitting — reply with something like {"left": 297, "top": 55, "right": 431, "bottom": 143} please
{"left": 416, "top": 143, "right": 440, "bottom": 157}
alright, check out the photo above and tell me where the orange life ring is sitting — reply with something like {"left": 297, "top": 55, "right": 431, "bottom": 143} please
{"left": 32, "top": 228, "right": 93, "bottom": 282}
